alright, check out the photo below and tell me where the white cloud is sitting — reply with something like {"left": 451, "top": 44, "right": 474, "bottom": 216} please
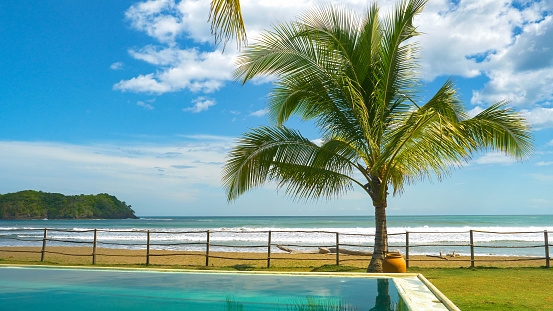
{"left": 117, "top": 0, "right": 553, "bottom": 130}
{"left": 0, "top": 140, "right": 233, "bottom": 213}
{"left": 311, "top": 138, "right": 324, "bottom": 146}
{"left": 470, "top": 14, "right": 553, "bottom": 107}
{"left": 114, "top": 73, "right": 172, "bottom": 93}
{"left": 125, "top": 0, "right": 186, "bottom": 45}
{"left": 116, "top": 0, "right": 234, "bottom": 94}
{"left": 137, "top": 101, "right": 154, "bottom": 110}
{"left": 467, "top": 106, "right": 484, "bottom": 118}
{"left": 536, "top": 161, "right": 553, "bottom": 166}
{"left": 183, "top": 97, "right": 216, "bottom": 113}
{"left": 473, "top": 152, "right": 517, "bottom": 165}
{"left": 114, "top": 47, "right": 235, "bottom": 94}
{"left": 520, "top": 106, "right": 553, "bottom": 130}
{"left": 416, "top": 0, "right": 553, "bottom": 111}
{"left": 418, "top": 0, "right": 518, "bottom": 81}
{"left": 114, "top": 0, "right": 368, "bottom": 95}
{"left": 249, "top": 109, "right": 267, "bottom": 117}
{"left": 110, "top": 62, "right": 124, "bottom": 70}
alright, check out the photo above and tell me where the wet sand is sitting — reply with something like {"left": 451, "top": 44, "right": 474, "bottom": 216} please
{"left": 0, "top": 246, "right": 546, "bottom": 269}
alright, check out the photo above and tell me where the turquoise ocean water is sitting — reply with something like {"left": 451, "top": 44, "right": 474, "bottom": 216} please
{"left": 1, "top": 215, "right": 552, "bottom": 257}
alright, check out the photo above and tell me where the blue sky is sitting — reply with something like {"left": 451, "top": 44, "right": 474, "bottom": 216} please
{"left": 1, "top": 0, "right": 553, "bottom": 216}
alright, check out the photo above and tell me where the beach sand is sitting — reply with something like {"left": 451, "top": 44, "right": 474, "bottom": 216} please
{"left": 0, "top": 246, "right": 546, "bottom": 269}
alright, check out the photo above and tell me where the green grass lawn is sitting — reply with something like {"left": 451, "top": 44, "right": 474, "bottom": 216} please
{"left": 410, "top": 267, "right": 553, "bottom": 311}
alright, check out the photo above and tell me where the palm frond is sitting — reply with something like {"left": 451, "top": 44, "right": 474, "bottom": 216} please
{"left": 375, "top": 0, "right": 426, "bottom": 126}
{"left": 222, "top": 127, "right": 363, "bottom": 202}
{"left": 379, "top": 81, "right": 532, "bottom": 195}
{"left": 209, "top": 0, "right": 247, "bottom": 48}
{"left": 234, "top": 18, "right": 371, "bottom": 150}
{"left": 459, "top": 102, "right": 533, "bottom": 159}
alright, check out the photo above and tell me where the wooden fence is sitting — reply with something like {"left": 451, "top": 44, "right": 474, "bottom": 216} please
{"left": 0, "top": 228, "right": 550, "bottom": 268}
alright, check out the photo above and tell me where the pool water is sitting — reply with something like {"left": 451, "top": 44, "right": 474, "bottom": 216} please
{"left": 0, "top": 267, "right": 409, "bottom": 311}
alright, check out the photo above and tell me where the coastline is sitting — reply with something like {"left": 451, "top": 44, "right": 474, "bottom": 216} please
{"left": 0, "top": 246, "right": 546, "bottom": 269}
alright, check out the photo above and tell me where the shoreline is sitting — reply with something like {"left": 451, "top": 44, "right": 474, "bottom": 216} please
{"left": 0, "top": 246, "right": 547, "bottom": 269}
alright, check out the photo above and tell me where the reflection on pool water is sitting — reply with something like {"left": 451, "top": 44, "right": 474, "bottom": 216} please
{"left": 0, "top": 267, "right": 412, "bottom": 311}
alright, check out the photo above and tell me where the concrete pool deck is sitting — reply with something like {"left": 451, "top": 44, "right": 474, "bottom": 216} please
{"left": 0, "top": 264, "right": 460, "bottom": 311}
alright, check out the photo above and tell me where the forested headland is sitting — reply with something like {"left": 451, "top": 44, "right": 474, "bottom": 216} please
{"left": 0, "top": 190, "right": 138, "bottom": 220}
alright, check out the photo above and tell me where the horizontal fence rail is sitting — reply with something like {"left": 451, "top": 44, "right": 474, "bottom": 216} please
{"left": 0, "top": 228, "right": 550, "bottom": 268}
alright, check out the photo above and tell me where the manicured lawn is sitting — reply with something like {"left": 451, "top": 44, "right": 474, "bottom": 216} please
{"left": 411, "top": 267, "right": 553, "bottom": 310}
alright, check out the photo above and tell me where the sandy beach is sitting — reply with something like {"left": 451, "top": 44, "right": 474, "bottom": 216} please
{"left": 0, "top": 246, "right": 546, "bottom": 269}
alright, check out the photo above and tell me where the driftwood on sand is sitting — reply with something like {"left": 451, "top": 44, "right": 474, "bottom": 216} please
{"left": 276, "top": 245, "right": 322, "bottom": 254}
{"left": 276, "top": 245, "right": 373, "bottom": 256}
{"left": 426, "top": 250, "right": 460, "bottom": 260}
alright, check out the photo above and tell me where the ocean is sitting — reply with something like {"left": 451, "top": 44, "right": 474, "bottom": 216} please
{"left": 1, "top": 215, "right": 552, "bottom": 257}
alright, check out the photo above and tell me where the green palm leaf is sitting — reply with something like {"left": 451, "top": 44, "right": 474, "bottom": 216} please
{"left": 209, "top": 0, "right": 247, "bottom": 48}
{"left": 223, "top": 127, "right": 363, "bottom": 202}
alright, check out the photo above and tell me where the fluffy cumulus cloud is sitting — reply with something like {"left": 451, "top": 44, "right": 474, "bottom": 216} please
{"left": 114, "top": 46, "right": 234, "bottom": 93}
{"left": 520, "top": 106, "right": 553, "bottom": 130}
{"left": 471, "top": 14, "right": 553, "bottom": 107}
{"left": 417, "top": 0, "right": 516, "bottom": 80}
{"left": 248, "top": 109, "right": 267, "bottom": 117}
{"left": 114, "top": 0, "right": 237, "bottom": 94}
{"left": 124, "top": 0, "right": 187, "bottom": 45}
{"left": 114, "top": 0, "right": 372, "bottom": 95}
{"left": 116, "top": 0, "right": 553, "bottom": 125}
{"left": 183, "top": 97, "right": 216, "bottom": 113}
{"left": 416, "top": 0, "right": 553, "bottom": 109}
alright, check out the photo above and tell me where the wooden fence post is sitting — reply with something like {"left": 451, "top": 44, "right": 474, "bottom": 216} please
{"left": 405, "top": 231, "right": 409, "bottom": 268}
{"left": 146, "top": 230, "right": 151, "bottom": 265}
{"left": 335, "top": 232, "right": 340, "bottom": 266}
{"left": 545, "top": 230, "right": 550, "bottom": 268}
{"left": 205, "top": 230, "right": 210, "bottom": 267}
{"left": 267, "top": 230, "right": 272, "bottom": 268}
{"left": 92, "top": 229, "right": 97, "bottom": 264}
{"left": 40, "top": 228, "right": 48, "bottom": 262}
{"left": 470, "top": 230, "right": 475, "bottom": 268}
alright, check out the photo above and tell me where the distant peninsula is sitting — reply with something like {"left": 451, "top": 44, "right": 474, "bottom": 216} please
{"left": 0, "top": 190, "right": 138, "bottom": 220}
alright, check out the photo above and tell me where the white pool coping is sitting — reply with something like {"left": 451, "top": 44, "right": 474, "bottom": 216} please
{"left": 0, "top": 264, "right": 460, "bottom": 310}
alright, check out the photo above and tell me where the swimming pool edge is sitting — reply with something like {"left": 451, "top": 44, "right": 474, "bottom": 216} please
{"left": 1, "top": 263, "right": 460, "bottom": 310}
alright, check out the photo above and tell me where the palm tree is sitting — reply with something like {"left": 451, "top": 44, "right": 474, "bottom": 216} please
{"left": 222, "top": 0, "right": 533, "bottom": 272}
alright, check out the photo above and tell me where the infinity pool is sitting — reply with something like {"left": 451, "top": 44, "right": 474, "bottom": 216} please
{"left": 0, "top": 266, "right": 443, "bottom": 310}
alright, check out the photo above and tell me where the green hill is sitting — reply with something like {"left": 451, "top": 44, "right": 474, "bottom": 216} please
{"left": 0, "top": 190, "right": 138, "bottom": 220}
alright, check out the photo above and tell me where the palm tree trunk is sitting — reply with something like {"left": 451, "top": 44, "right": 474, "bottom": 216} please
{"left": 368, "top": 203, "right": 388, "bottom": 272}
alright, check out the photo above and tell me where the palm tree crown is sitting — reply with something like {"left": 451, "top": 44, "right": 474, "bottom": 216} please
{"left": 222, "top": 0, "right": 533, "bottom": 272}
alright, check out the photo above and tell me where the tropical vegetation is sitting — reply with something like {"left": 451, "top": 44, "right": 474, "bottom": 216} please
{"left": 0, "top": 190, "right": 137, "bottom": 220}
{"left": 222, "top": 0, "right": 533, "bottom": 272}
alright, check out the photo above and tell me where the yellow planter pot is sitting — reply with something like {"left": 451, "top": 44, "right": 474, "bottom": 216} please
{"left": 382, "top": 253, "right": 406, "bottom": 273}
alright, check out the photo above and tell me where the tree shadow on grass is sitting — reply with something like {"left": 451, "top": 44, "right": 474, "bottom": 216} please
{"left": 230, "top": 264, "right": 256, "bottom": 271}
